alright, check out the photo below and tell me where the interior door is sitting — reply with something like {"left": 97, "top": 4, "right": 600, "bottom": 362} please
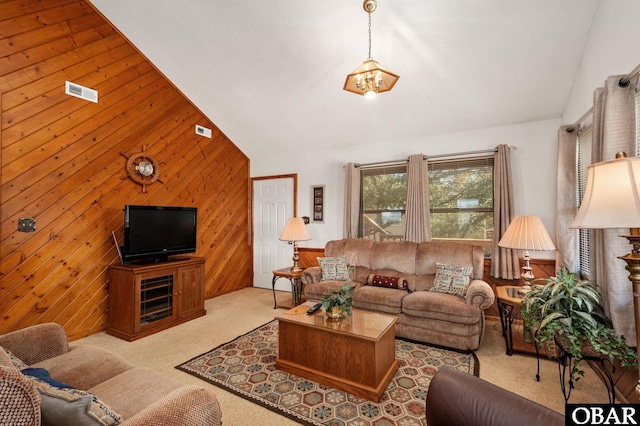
{"left": 252, "top": 177, "right": 295, "bottom": 289}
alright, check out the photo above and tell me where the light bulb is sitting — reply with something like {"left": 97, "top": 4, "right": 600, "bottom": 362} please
{"left": 365, "top": 90, "right": 377, "bottom": 99}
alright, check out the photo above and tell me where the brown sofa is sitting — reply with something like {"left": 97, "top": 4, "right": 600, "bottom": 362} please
{"left": 302, "top": 238, "right": 495, "bottom": 351}
{"left": 0, "top": 323, "right": 222, "bottom": 426}
{"left": 426, "top": 367, "right": 563, "bottom": 426}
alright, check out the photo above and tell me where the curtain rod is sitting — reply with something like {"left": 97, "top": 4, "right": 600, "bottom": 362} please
{"left": 567, "top": 62, "right": 640, "bottom": 132}
{"left": 353, "top": 147, "right": 515, "bottom": 169}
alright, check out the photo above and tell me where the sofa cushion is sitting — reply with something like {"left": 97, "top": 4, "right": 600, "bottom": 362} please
{"left": 402, "top": 291, "right": 480, "bottom": 323}
{"left": 317, "top": 256, "right": 350, "bottom": 281}
{"left": 34, "top": 345, "right": 134, "bottom": 391}
{"left": 89, "top": 367, "right": 183, "bottom": 420}
{"left": 366, "top": 274, "right": 410, "bottom": 291}
{"left": 430, "top": 263, "right": 473, "bottom": 297}
{"left": 304, "top": 280, "right": 362, "bottom": 302}
{"left": 353, "top": 286, "right": 407, "bottom": 315}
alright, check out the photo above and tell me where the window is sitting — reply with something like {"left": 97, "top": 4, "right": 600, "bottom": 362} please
{"left": 359, "top": 165, "right": 407, "bottom": 241}
{"left": 358, "top": 156, "right": 494, "bottom": 253}
{"left": 576, "top": 126, "right": 592, "bottom": 278}
{"left": 429, "top": 157, "right": 494, "bottom": 254}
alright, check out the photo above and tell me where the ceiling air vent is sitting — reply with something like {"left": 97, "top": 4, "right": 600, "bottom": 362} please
{"left": 65, "top": 81, "right": 98, "bottom": 103}
{"left": 195, "top": 125, "right": 212, "bottom": 138}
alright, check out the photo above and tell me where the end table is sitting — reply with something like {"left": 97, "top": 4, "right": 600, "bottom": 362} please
{"left": 496, "top": 285, "right": 534, "bottom": 356}
{"left": 272, "top": 267, "right": 305, "bottom": 309}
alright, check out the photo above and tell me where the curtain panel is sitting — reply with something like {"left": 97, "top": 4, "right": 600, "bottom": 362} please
{"left": 590, "top": 74, "right": 639, "bottom": 345}
{"left": 555, "top": 125, "right": 579, "bottom": 272}
{"left": 491, "top": 144, "right": 519, "bottom": 279}
{"left": 403, "top": 154, "right": 431, "bottom": 242}
{"left": 343, "top": 163, "right": 360, "bottom": 239}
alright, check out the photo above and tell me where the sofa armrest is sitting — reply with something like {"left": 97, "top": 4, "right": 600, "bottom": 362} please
{"left": 0, "top": 323, "right": 69, "bottom": 365}
{"left": 426, "top": 368, "right": 563, "bottom": 426}
{"left": 465, "top": 280, "right": 495, "bottom": 310}
{"left": 0, "top": 365, "right": 41, "bottom": 425}
{"left": 301, "top": 266, "right": 322, "bottom": 285}
{"left": 121, "top": 385, "right": 222, "bottom": 426}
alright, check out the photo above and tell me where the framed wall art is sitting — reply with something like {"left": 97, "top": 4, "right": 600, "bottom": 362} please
{"left": 312, "top": 185, "right": 324, "bottom": 223}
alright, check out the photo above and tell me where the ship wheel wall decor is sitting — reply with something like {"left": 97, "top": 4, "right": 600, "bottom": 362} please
{"left": 121, "top": 148, "right": 162, "bottom": 193}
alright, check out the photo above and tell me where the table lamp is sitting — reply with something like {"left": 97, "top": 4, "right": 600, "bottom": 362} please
{"left": 498, "top": 215, "right": 557, "bottom": 292}
{"left": 279, "top": 217, "right": 311, "bottom": 272}
{"left": 570, "top": 152, "right": 640, "bottom": 395}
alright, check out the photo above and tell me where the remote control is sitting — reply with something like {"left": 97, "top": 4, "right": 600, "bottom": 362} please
{"left": 306, "top": 303, "right": 322, "bottom": 315}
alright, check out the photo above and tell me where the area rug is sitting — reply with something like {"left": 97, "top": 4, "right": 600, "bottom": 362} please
{"left": 176, "top": 320, "right": 478, "bottom": 426}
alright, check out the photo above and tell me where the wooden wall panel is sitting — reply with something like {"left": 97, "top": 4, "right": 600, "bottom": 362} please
{"left": 0, "top": 0, "right": 252, "bottom": 340}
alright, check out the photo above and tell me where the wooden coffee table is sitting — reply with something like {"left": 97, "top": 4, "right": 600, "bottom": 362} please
{"left": 276, "top": 303, "right": 398, "bottom": 402}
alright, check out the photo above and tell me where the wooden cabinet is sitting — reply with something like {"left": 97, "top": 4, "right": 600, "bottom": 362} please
{"left": 107, "top": 257, "right": 206, "bottom": 341}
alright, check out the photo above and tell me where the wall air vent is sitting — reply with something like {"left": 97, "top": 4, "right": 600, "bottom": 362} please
{"left": 65, "top": 81, "right": 98, "bottom": 103}
{"left": 195, "top": 125, "right": 212, "bottom": 138}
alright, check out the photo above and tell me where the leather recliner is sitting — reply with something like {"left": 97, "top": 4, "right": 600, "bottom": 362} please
{"left": 426, "top": 367, "right": 564, "bottom": 426}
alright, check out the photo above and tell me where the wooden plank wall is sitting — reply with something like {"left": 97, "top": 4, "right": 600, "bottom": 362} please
{"left": 0, "top": 0, "right": 252, "bottom": 340}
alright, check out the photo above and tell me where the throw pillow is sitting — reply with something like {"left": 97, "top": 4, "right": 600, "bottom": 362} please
{"left": 430, "top": 263, "right": 473, "bottom": 297}
{"left": 1, "top": 347, "right": 28, "bottom": 370}
{"left": 27, "top": 373, "right": 122, "bottom": 426}
{"left": 317, "top": 256, "right": 350, "bottom": 281}
{"left": 366, "top": 274, "right": 410, "bottom": 292}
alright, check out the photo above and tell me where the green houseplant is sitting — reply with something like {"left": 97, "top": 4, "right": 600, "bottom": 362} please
{"left": 321, "top": 283, "right": 356, "bottom": 319}
{"left": 521, "top": 267, "right": 637, "bottom": 383}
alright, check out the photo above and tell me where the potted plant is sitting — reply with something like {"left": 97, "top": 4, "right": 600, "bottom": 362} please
{"left": 321, "top": 283, "right": 356, "bottom": 319}
{"left": 521, "top": 267, "right": 637, "bottom": 383}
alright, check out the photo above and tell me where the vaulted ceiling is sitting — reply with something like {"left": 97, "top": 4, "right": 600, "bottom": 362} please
{"left": 90, "top": 0, "right": 600, "bottom": 159}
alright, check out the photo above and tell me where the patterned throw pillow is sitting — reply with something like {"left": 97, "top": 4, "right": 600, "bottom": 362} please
{"left": 317, "top": 256, "right": 350, "bottom": 281}
{"left": 430, "top": 263, "right": 473, "bottom": 297}
{"left": 27, "top": 372, "right": 122, "bottom": 426}
{"left": 366, "top": 274, "right": 410, "bottom": 292}
{"left": 2, "top": 347, "right": 28, "bottom": 370}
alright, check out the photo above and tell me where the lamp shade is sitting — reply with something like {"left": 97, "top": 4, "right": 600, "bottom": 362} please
{"left": 279, "top": 217, "right": 311, "bottom": 242}
{"left": 571, "top": 156, "right": 640, "bottom": 229}
{"left": 343, "top": 59, "right": 399, "bottom": 96}
{"left": 498, "top": 215, "right": 556, "bottom": 251}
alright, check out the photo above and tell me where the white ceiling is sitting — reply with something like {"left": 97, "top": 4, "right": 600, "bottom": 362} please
{"left": 90, "top": 0, "right": 600, "bottom": 159}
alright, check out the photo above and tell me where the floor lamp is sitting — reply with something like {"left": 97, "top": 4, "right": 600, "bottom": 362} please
{"left": 570, "top": 152, "right": 640, "bottom": 395}
{"left": 279, "top": 217, "right": 311, "bottom": 272}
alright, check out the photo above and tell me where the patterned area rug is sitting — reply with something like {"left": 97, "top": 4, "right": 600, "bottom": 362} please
{"left": 176, "top": 320, "right": 478, "bottom": 426}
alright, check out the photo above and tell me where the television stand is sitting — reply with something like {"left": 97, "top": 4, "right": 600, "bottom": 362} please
{"left": 107, "top": 257, "right": 206, "bottom": 341}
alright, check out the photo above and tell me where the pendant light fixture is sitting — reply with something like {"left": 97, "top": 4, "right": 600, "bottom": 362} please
{"left": 343, "top": 0, "right": 399, "bottom": 98}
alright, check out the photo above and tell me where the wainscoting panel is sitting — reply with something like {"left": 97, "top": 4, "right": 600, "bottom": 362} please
{"left": 0, "top": 0, "right": 251, "bottom": 340}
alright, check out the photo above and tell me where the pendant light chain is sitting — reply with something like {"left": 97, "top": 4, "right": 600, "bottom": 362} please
{"left": 367, "top": 12, "right": 372, "bottom": 60}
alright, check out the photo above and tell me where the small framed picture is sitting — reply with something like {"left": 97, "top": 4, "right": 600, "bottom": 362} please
{"left": 312, "top": 185, "right": 324, "bottom": 223}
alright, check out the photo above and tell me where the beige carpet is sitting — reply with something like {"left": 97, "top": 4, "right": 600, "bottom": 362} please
{"left": 76, "top": 287, "right": 608, "bottom": 425}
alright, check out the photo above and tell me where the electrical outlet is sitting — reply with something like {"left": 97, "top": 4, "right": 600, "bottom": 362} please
{"left": 18, "top": 217, "right": 36, "bottom": 232}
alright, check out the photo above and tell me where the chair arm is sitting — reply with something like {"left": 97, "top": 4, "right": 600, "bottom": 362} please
{"left": 301, "top": 266, "right": 322, "bottom": 285}
{"left": 464, "top": 280, "right": 495, "bottom": 310}
{"left": 121, "top": 386, "right": 222, "bottom": 426}
{"left": 426, "top": 368, "right": 563, "bottom": 426}
{"left": 0, "top": 323, "right": 69, "bottom": 365}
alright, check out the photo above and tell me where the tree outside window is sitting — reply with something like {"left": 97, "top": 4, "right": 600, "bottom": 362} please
{"left": 358, "top": 157, "right": 494, "bottom": 253}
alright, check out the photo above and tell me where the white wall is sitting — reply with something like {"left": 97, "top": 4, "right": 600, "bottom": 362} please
{"left": 252, "top": 118, "right": 560, "bottom": 254}
{"left": 563, "top": 0, "right": 640, "bottom": 123}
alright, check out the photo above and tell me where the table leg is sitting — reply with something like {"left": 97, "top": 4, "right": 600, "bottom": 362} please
{"left": 497, "top": 299, "right": 515, "bottom": 356}
{"left": 271, "top": 275, "right": 278, "bottom": 309}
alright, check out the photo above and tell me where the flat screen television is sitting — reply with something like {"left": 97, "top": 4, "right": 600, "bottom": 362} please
{"left": 120, "top": 205, "right": 197, "bottom": 264}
